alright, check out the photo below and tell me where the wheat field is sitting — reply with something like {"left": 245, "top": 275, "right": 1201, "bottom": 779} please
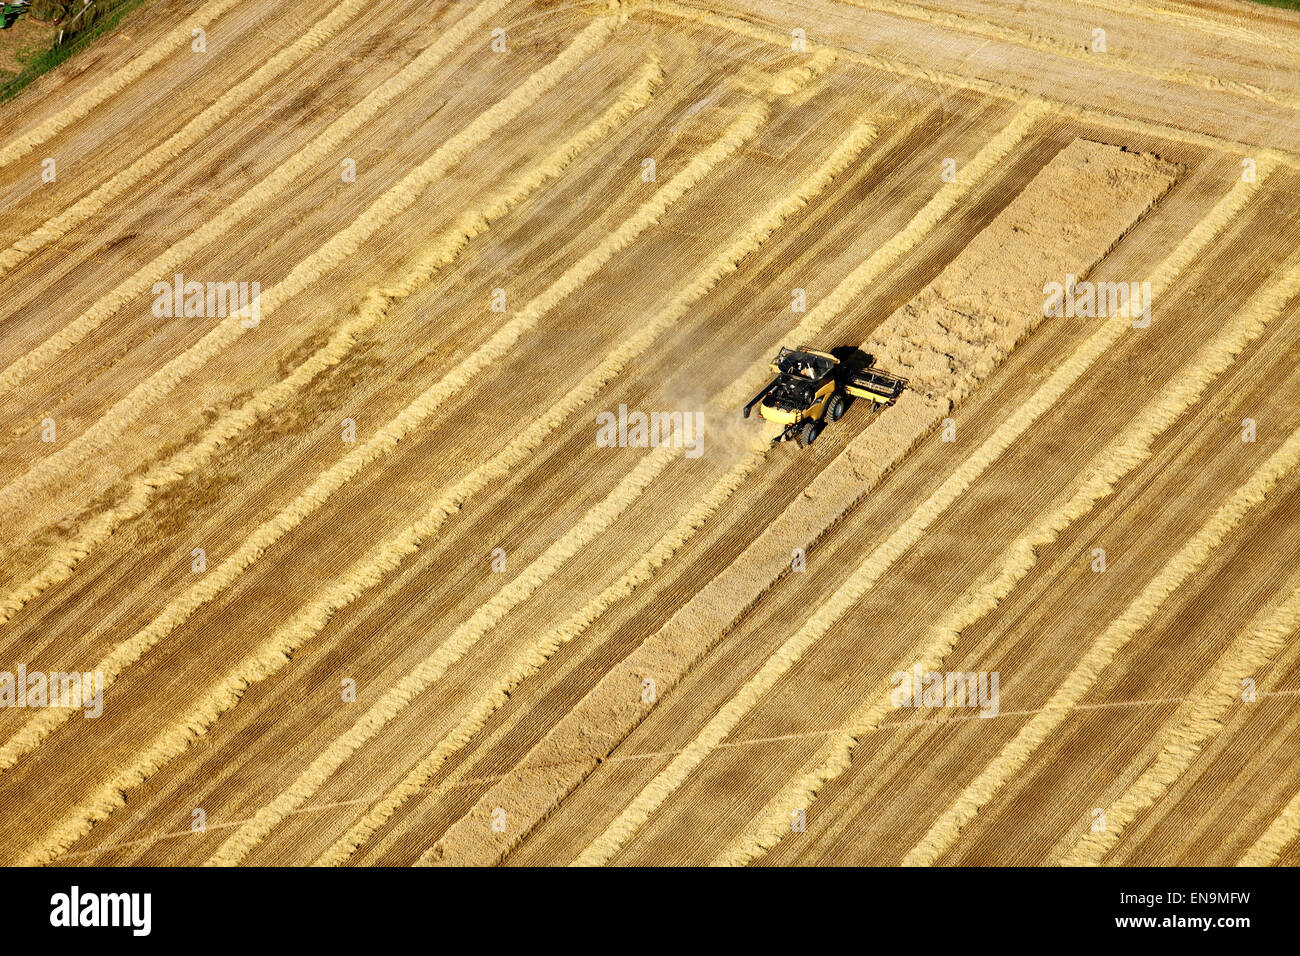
{"left": 1, "top": 0, "right": 1298, "bottom": 866}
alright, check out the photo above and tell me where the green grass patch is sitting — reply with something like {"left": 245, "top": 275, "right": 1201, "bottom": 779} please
{"left": 0, "top": 0, "right": 156, "bottom": 106}
{"left": 1247, "top": 0, "right": 1300, "bottom": 10}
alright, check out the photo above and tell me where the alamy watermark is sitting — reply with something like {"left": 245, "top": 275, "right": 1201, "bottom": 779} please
{"left": 50, "top": 886, "right": 150, "bottom": 936}
{"left": 891, "top": 666, "right": 999, "bottom": 717}
{"left": 595, "top": 404, "right": 703, "bottom": 458}
{"left": 152, "top": 272, "right": 261, "bottom": 327}
{"left": 0, "top": 667, "right": 103, "bottom": 718}
{"left": 1043, "top": 274, "right": 1151, "bottom": 327}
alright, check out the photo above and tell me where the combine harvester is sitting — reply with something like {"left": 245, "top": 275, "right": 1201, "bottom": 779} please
{"left": 744, "top": 345, "right": 907, "bottom": 447}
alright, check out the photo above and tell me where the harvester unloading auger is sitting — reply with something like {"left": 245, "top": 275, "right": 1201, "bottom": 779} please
{"left": 743, "top": 345, "right": 907, "bottom": 447}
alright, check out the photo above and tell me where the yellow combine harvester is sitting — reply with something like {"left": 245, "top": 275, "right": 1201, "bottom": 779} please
{"left": 743, "top": 345, "right": 907, "bottom": 447}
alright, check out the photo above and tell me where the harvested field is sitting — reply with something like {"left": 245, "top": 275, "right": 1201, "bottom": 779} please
{"left": 0, "top": 0, "right": 1298, "bottom": 869}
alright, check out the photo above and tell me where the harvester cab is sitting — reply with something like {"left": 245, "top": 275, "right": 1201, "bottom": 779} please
{"left": 743, "top": 345, "right": 907, "bottom": 447}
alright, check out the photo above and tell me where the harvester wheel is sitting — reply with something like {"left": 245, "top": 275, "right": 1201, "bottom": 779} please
{"left": 825, "top": 393, "right": 846, "bottom": 423}
{"left": 796, "top": 420, "right": 818, "bottom": 448}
